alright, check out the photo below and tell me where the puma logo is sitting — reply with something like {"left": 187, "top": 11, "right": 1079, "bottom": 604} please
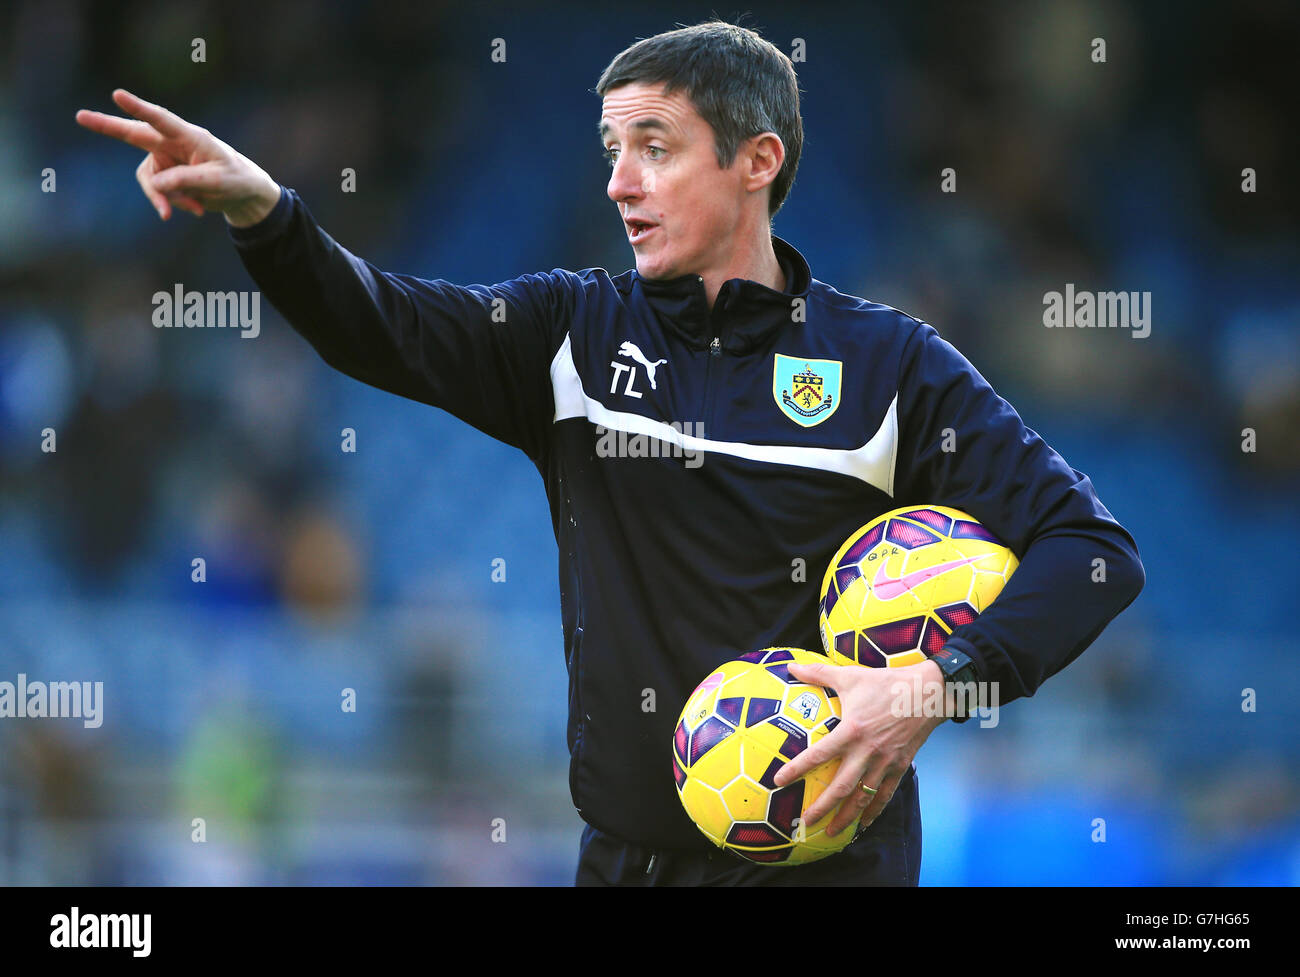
{"left": 618, "top": 341, "right": 668, "bottom": 390}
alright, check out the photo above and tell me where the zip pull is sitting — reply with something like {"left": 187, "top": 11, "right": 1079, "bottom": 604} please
{"left": 709, "top": 337, "right": 721, "bottom": 357}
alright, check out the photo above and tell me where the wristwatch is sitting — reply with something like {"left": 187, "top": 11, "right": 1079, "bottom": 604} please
{"left": 926, "top": 644, "right": 980, "bottom": 724}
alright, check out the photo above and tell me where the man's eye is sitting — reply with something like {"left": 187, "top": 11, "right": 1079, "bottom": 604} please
{"left": 603, "top": 146, "right": 663, "bottom": 166}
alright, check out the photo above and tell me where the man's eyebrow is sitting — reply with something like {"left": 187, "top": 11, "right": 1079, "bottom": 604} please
{"left": 598, "top": 117, "right": 672, "bottom": 141}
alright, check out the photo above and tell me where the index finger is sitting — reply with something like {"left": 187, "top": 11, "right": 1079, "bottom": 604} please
{"left": 784, "top": 660, "right": 843, "bottom": 692}
{"left": 111, "top": 88, "right": 194, "bottom": 139}
{"left": 772, "top": 720, "right": 849, "bottom": 788}
{"left": 74, "top": 110, "right": 166, "bottom": 152}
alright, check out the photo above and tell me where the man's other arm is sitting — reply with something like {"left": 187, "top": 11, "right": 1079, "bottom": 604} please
{"left": 894, "top": 320, "right": 1146, "bottom": 705}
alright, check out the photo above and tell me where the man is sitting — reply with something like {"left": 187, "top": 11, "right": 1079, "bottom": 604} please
{"left": 77, "top": 20, "right": 1144, "bottom": 885}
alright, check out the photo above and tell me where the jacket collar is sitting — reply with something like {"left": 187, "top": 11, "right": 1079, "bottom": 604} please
{"left": 630, "top": 235, "right": 812, "bottom": 353}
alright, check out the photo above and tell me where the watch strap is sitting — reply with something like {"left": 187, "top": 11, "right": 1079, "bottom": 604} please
{"left": 928, "top": 644, "right": 979, "bottom": 724}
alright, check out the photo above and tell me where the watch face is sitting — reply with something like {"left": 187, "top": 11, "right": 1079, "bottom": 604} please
{"left": 933, "top": 647, "right": 972, "bottom": 677}
{"left": 946, "top": 660, "right": 982, "bottom": 723}
{"left": 949, "top": 661, "right": 977, "bottom": 682}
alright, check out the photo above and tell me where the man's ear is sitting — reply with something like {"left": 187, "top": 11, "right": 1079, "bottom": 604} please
{"left": 745, "top": 132, "right": 785, "bottom": 197}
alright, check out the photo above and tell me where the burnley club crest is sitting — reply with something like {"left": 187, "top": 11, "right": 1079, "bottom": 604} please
{"left": 773, "top": 354, "right": 842, "bottom": 428}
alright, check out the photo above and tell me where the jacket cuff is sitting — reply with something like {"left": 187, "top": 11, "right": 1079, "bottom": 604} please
{"left": 227, "top": 185, "right": 292, "bottom": 248}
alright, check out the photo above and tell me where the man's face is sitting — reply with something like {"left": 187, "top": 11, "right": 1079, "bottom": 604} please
{"left": 600, "top": 81, "right": 751, "bottom": 281}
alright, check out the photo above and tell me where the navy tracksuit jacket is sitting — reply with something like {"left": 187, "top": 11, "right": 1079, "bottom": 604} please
{"left": 231, "top": 187, "right": 1145, "bottom": 876}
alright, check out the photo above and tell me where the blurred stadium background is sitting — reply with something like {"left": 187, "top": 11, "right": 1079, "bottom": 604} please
{"left": 1, "top": 0, "right": 1297, "bottom": 884}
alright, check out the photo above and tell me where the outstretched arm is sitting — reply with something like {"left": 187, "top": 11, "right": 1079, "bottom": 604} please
{"left": 77, "top": 89, "right": 573, "bottom": 459}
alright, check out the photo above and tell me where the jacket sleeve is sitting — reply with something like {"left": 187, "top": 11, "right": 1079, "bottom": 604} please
{"left": 892, "top": 319, "right": 1145, "bottom": 705}
{"left": 228, "top": 185, "right": 573, "bottom": 460}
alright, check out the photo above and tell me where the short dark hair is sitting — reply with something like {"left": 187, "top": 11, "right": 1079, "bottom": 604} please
{"left": 595, "top": 19, "right": 804, "bottom": 217}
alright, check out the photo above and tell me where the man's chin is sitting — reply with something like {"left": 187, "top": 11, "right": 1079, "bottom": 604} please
{"left": 634, "top": 253, "right": 680, "bottom": 282}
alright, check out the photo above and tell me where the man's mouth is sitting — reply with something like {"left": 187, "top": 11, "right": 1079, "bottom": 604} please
{"left": 626, "top": 218, "right": 658, "bottom": 243}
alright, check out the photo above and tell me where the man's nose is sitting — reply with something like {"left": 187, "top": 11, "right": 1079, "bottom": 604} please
{"left": 607, "top": 154, "right": 645, "bottom": 204}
